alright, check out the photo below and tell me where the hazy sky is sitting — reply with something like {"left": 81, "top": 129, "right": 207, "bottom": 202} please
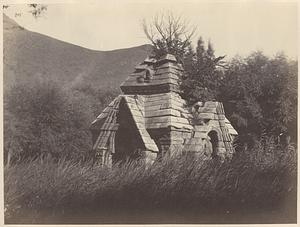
{"left": 4, "top": 0, "right": 298, "bottom": 59}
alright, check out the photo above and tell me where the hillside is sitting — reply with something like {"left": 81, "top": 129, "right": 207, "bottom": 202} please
{"left": 3, "top": 14, "right": 152, "bottom": 91}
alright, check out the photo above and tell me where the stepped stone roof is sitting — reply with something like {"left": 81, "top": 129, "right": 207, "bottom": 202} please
{"left": 183, "top": 101, "right": 237, "bottom": 156}
{"left": 91, "top": 95, "right": 159, "bottom": 153}
{"left": 91, "top": 53, "right": 238, "bottom": 162}
{"left": 120, "top": 54, "right": 183, "bottom": 95}
{"left": 90, "top": 91, "right": 193, "bottom": 153}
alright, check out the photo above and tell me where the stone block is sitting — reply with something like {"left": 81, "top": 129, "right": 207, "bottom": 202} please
{"left": 198, "top": 107, "right": 217, "bottom": 113}
{"left": 208, "top": 119, "right": 220, "bottom": 127}
{"left": 204, "top": 101, "right": 218, "bottom": 108}
{"left": 182, "top": 131, "right": 192, "bottom": 139}
{"left": 194, "top": 131, "right": 207, "bottom": 138}
{"left": 194, "top": 125, "right": 210, "bottom": 132}
{"left": 219, "top": 120, "right": 226, "bottom": 127}
{"left": 214, "top": 114, "right": 220, "bottom": 120}
{"left": 218, "top": 141, "right": 225, "bottom": 148}
{"left": 218, "top": 114, "right": 226, "bottom": 120}
{"left": 197, "top": 112, "right": 215, "bottom": 119}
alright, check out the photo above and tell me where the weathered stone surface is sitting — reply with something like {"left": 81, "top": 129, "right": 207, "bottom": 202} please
{"left": 196, "top": 112, "right": 215, "bottom": 119}
{"left": 194, "top": 131, "right": 207, "bottom": 138}
{"left": 218, "top": 114, "right": 225, "bottom": 120}
{"left": 204, "top": 101, "right": 218, "bottom": 108}
{"left": 219, "top": 120, "right": 226, "bottom": 127}
{"left": 197, "top": 107, "right": 217, "bottom": 113}
{"left": 157, "top": 62, "right": 184, "bottom": 71}
{"left": 155, "top": 67, "right": 182, "bottom": 76}
{"left": 91, "top": 54, "right": 238, "bottom": 166}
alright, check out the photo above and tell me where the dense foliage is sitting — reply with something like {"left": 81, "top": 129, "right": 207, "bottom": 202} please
{"left": 180, "top": 39, "right": 297, "bottom": 148}
{"left": 219, "top": 52, "right": 297, "bottom": 146}
{"left": 181, "top": 37, "right": 226, "bottom": 103}
{"left": 4, "top": 80, "right": 119, "bottom": 165}
{"left": 143, "top": 14, "right": 297, "bottom": 147}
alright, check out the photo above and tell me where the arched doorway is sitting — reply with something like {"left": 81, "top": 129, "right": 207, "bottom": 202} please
{"left": 208, "top": 130, "right": 219, "bottom": 158}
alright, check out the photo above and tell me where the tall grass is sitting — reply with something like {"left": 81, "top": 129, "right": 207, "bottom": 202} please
{"left": 4, "top": 142, "right": 297, "bottom": 224}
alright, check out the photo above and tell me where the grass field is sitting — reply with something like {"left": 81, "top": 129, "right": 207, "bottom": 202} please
{"left": 4, "top": 143, "right": 297, "bottom": 224}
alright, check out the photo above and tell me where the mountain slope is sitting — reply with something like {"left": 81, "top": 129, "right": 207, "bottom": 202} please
{"left": 3, "top": 14, "right": 152, "bottom": 91}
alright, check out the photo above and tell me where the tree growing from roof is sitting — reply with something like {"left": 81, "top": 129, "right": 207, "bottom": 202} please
{"left": 142, "top": 13, "right": 226, "bottom": 104}
{"left": 142, "top": 12, "right": 196, "bottom": 62}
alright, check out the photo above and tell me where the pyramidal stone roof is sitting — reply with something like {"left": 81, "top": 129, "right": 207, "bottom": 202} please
{"left": 91, "top": 53, "right": 238, "bottom": 160}
{"left": 120, "top": 54, "right": 183, "bottom": 95}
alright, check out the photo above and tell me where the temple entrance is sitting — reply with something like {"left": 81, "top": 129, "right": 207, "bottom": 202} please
{"left": 113, "top": 100, "right": 144, "bottom": 164}
{"left": 208, "top": 130, "right": 218, "bottom": 158}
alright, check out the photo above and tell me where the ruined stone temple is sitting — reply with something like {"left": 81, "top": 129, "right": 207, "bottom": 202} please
{"left": 90, "top": 54, "right": 238, "bottom": 166}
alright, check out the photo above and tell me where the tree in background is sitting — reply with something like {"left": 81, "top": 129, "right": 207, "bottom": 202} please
{"left": 142, "top": 12, "right": 196, "bottom": 61}
{"left": 181, "top": 37, "right": 226, "bottom": 104}
{"left": 4, "top": 80, "right": 94, "bottom": 165}
{"left": 143, "top": 13, "right": 297, "bottom": 148}
{"left": 4, "top": 78, "right": 121, "bottom": 165}
{"left": 219, "top": 52, "right": 297, "bottom": 146}
{"left": 142, "top": 13, "right": 226, "bottom": 103}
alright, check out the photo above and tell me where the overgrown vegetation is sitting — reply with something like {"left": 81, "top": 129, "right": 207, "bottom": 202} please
{"left": 5, "top": 142, "right": 296, "bottom": 224}
{"left": 4, "top": 79, "right": 119, "bottom": 165}
{"left": 4, "top": 12, "right": 297, "bottom": 224}
{"left": 182, "top": 43, "right": 297, "bottom": 147}
{"left": 143, "top": 13, "right": 297, "bottom": 147}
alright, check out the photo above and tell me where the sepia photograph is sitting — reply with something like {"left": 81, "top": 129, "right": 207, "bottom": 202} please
{"left": 2, "top": 0, "right": 298, "bottom": 225}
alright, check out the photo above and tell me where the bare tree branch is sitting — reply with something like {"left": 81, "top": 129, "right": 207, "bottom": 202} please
{"left": 142, "top": 12, "right": 196, "bottom": 59}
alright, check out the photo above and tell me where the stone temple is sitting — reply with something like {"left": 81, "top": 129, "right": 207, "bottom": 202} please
{"left": 90, "top": 54, "right": 238, "bottom": 166}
